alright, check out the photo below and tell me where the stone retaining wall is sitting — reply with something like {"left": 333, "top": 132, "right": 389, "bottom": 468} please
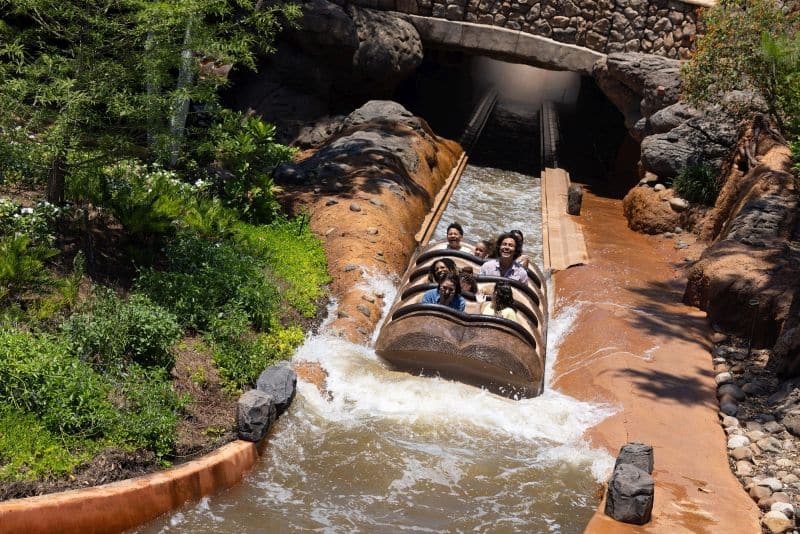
{"left": 347, "top": 0, "right": 701, "bottom": 58}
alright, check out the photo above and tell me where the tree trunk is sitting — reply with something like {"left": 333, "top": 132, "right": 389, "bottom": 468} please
{"left": 46, "top": 151, "right": 67, "bottom": 205}
{"left": 169, "top": 20, "right": 195, "bottom": 167}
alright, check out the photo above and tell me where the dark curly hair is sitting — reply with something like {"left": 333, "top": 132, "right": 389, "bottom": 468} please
{"left": 428, "top": 258, "right": 458, "bottom": 283}
{"left": 495, "top": 232, "right": 523, "bottom": 259}
{"left": 492, "top": 281, "right": 514, "bottom": 314}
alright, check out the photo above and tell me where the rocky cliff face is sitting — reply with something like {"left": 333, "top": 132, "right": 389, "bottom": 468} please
{"left": 597, "top": 53, "right": 800, "bottom": 373}
{"left": 226, "top": 0, "right": 423, "bottom": 143}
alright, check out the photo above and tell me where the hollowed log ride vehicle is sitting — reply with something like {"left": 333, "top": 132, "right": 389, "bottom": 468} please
{"left": 375, "top": 241, "right": 548, "bottom": 399}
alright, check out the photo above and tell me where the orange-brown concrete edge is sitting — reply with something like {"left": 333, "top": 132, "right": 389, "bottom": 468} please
{"left": 0, "top": 440, "right": 260, "bottom": 534}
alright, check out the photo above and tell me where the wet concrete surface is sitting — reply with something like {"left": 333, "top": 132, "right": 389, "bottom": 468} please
{"left": 553, "top": 188, "right": 760, "bottom": 532}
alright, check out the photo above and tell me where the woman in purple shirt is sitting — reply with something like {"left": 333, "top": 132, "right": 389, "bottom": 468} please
{"left": 479, "top": 232, "right": 528, "bottom": 284}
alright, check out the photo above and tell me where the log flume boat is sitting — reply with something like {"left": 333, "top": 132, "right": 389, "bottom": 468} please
{"left": 375, "top": 241, "right": 548, "bottom": 399}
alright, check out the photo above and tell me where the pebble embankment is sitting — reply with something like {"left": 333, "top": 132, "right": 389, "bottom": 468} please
{"left": 715, "top": 334, "right": 800, "bottom": 533}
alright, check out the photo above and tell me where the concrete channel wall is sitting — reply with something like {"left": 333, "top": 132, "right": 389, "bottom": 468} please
{"left": 0, "top": 441, "right": 262, "bottom": 533}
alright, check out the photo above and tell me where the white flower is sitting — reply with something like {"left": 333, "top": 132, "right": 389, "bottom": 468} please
{"left": 20, "top": 207, "right": 34, "bottom": 214}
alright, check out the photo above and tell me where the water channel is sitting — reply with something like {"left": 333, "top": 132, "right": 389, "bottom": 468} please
{"left": 139, "top": 163, "right": 616, "bottom": 533}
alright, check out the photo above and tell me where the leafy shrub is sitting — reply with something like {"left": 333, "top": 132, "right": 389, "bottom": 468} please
{"left": 681, "top": 0, "right": 799, "bottom": 134}
{"left": 0, "top": 407, "right": 92, "bottom": 481}
{"left": 234, "top": 217, "right": 329, "bottom": 317}
{"left": 197, "top": 112, "right": 295, "bottom": 223}
{"left": 61, "top": 290, "right": 181, "bottom": 371}
{"left": 0, "top": 234, "right": 58, "bottom": 304}
{"left": 0, "top": 198, "right": 62, "bottom": 245}
{"left": 208, "top": 323, "right": 304, "bottom": 391}
{"left": 672, "top": 164, "right": 721, "bottom": 207}
{"left": 136, "top": 233, "right": 279, "bottom": 331}
{"left": 99, "top": 161, "right": 186, "bottom": 240}
{"left": 109, "top": 365, "right": 183, "bottom": 460}
{"left": 0, "top": 330, "right": 117, "bottom": 435}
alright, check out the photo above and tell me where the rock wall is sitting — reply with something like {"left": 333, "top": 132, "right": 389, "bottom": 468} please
{"left": 684, "top": 122, "right": 800, "bottom": 350}
{"left": 226, "top": 0, "right": 424, "bottom": 143}
{"left": 348, "top": 0, "right": 700, "bottom": 58}
{"left": 274, "top": 101, "right": 462, "bottom": 344}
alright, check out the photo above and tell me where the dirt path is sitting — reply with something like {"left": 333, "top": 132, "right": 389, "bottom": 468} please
{"left": 552, "top": 189, "right": 760, "bottom": 532}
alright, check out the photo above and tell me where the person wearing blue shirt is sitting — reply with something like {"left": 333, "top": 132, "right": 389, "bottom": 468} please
{"left": 421, "top": 272, "right": 465, "bottom": 312}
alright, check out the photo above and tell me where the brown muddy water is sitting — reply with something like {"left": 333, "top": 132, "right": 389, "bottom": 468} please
{"left": 137, "top": 163, "right": 616, "bottom": 533}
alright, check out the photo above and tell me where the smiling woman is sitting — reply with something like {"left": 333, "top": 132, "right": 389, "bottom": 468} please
{"left": 479, "top": 232, "right": 528, "bottom": 283}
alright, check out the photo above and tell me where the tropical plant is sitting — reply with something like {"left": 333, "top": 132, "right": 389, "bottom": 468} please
{"left": 681, "top": 0, "right": 800, "bottom": 135}
{"left": 0, "top": 235, "right": 58, "bottom": 304}
{"left": 671, "top": 164, "right": 721, "bottom": 206}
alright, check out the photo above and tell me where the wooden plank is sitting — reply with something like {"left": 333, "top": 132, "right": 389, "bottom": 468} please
{"left": 415, "top": 151, "right": 468, "bottom": 246}
{"left": 541, "top": 167, "right": 588, "bottom": 271}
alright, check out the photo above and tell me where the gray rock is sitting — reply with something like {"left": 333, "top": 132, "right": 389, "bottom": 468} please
{"left": 720, "top": 398, "right": 738, "bottom": 416}
{"left": 237, "top": 389, "right": 276, "bottom": 442}
{"left": 615, "top": 442, "right": 654, "bottom": 474}
{"left": 731, "top": 446, "right": 753, "bottom": 461}
{"left": 722, "top": 415, "right": 740, "bottom": 428}
{"left": 771, "top": 502, "right": 795, "bottom": 518}
{"left": 256, "top": 361, "right": 298, "bottom": 415}
{"left": 727, "top": 435, "right": 750, "bottom": 449}
{"left": 357, "top": 303, "right": 372, "bottom": 318}
{"left": 758, "top": 477, "right": 784, "bottom": 492}
{"left": 715, "top": 372, "right": 733, "bottom": 385}
{"left": 758, "top": 437, "right": 784, "bottom": 453}
{"left": 567, "top": 184, "right": 583, "bottom": 215}
{"left": 718, "top": 383, "right": 746, "bottom": 401}
{"left": 604, "top": 463, "right": 654, "bottom": 525}
{"left": 350, "top": 202, "right": 362, "bottom": 212}
{"left": 343, "top": 263, "right": 358, "bottom": 272}
{"left": 735, "top": 460, "right": 754, "bottom": 477}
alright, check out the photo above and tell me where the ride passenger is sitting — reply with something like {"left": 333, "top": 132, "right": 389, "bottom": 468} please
{"left": 479, "top": 232, "right": 528, "bottom": 283}
{"left": 422, "top": 273, "right": 466, "bottom": 312}
{"left": 446, "top": 222, "right": 466, "bottom": 251}
{"left": 458, "top": 267, "right": 478, "bottom": 295}
{"left": 509, "top": 229, "right": 530, "bottom": 269}
{"left": 427, "top": 258, "right": 458, "bottom": 283}
{"left": 473, "top": 239, "right": 494, "bottom": 260}
{"left": 481, "top": 281, "right": 518, "bottom": 322}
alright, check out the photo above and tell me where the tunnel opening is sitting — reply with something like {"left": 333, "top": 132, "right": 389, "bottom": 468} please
{"left": 394, "top": 53, "right": 636, "bottom": 189}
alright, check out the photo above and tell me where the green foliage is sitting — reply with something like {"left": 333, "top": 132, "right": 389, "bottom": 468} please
{"left": 196, "top": 112, "right": 296, "bottom": 222}
{"left": 61, "top": 290, "right": 181, "bottom": 371}
{"left": 0, "top": 234, "right": 58, "bottom": 304}
{"left": 0, "top": 407, "right": 93, "bottom": 481}
{"left": 672, "top": 164, "right": 721, "bottom": 206}
{"left": 791, "top": 135, "right": 800, "bottom": 175}
{"left": 0, "top": 197, "right": 62, "bottom": 245}
{"left": 0, "top": 0, "right": 300, "bottom": 199}
{"left": 136, "top": 233, "right": 279, "bottom": 331}
{"left": 234, "top": 217, "right": 329, "bottom": 317}
{"left": 108, "top": 365, "right": 183, "bottom": 459}
{"left": 0, "top": 330, "right": 117, "bottom": 435}
{"left": 681, "top": 0, "right": 800, "bottom": 135}
{"left": 209, "top": 323, "right": 304, "bottom": 391}
{"left": 0, "top": 329, "right": 181, "bottom": 466}
{"left": 97, "top": 162, "right": 187, "bottom": 240}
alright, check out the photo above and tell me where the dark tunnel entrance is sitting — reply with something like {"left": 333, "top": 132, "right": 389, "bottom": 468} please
{"left": 394, "top": 52, "right": 638, "bottom": 192}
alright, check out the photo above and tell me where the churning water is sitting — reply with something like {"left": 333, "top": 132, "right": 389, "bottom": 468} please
{"left": 139, "top": 165, "right": 615, "bottom": 533}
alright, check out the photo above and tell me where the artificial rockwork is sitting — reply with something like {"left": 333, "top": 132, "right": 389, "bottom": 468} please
{"left": 349, "top": 0, "right": 700, "bottom": 58}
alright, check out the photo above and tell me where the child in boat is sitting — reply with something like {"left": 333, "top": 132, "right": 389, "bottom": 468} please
{"left": 509, "top": 229, "right": 530, "bottom": 269}
{"left": 446, "top": 222, "right": 464, "bottom": 250}
{"left": 473, "top": 239, "right": 494, "bottom": 260}
{"left": 479, "top": 232, "right": 528, "bottom": 283}
{"left": 422, "top": 273, "right": 466, "bottom": 312}
{"left": 427, "top": 258, "right": 458, "bottom": 283}
{"left": 481, "top": 281, "right": 518, "bottom": 322}
{"left": 458, "top": 267, "right": 478, "bottom": 295}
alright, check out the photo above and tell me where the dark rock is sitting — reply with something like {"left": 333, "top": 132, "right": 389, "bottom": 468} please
{"left": 256, "top": 361, "right": 298, "bottom": 415}
{"left": 615, "top": 442, "right": 654, "bottom": 474}
{"left": 237, "top": 390, "right": 276, "bottom": 442}
{"left": 567, "top": 184, "right": 583, "bottom": 215}
{"left": 782, "top": 413, "right": 800, "bottom": 437}
{"left": 640, "top": 113, "right": 738, "bottom": 179}
{"left": 605, "top": 463, "right": 655, "bottom": 525}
